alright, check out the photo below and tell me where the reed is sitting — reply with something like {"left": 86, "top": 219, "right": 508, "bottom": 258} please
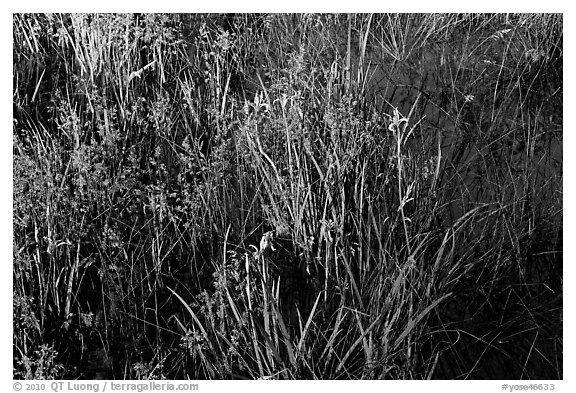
{"left": 13, "top": 13, "right": 562, "bottom": 379}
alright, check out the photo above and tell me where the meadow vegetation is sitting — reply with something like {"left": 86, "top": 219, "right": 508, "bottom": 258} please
{"left": 13, "top": 13, "right": 562, "bottom": 379}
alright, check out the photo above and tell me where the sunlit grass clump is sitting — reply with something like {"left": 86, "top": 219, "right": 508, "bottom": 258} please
{"left": 13, "top": 13, "right": 562, "bottom": 379}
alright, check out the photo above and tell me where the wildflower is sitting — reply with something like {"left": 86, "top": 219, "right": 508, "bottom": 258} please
{"left": 258, "top": 231, "right": 276, "bottom": 256}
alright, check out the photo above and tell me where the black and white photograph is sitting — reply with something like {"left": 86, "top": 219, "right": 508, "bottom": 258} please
{"left": 11, "top": 11, "right": 563, "bottom": 382}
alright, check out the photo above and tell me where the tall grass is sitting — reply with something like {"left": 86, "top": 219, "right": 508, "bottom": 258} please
{"left": 13, "top": 13, "right": 562, "bottom": 379}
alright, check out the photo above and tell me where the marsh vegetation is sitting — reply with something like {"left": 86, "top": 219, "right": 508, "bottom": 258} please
{"left": 13, "top": 13, "right": 562, "bottom": 379}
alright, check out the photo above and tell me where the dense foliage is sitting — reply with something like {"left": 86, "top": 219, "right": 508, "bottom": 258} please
{"left": 13, "top": 13, "right": 562, "bottom": 379}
